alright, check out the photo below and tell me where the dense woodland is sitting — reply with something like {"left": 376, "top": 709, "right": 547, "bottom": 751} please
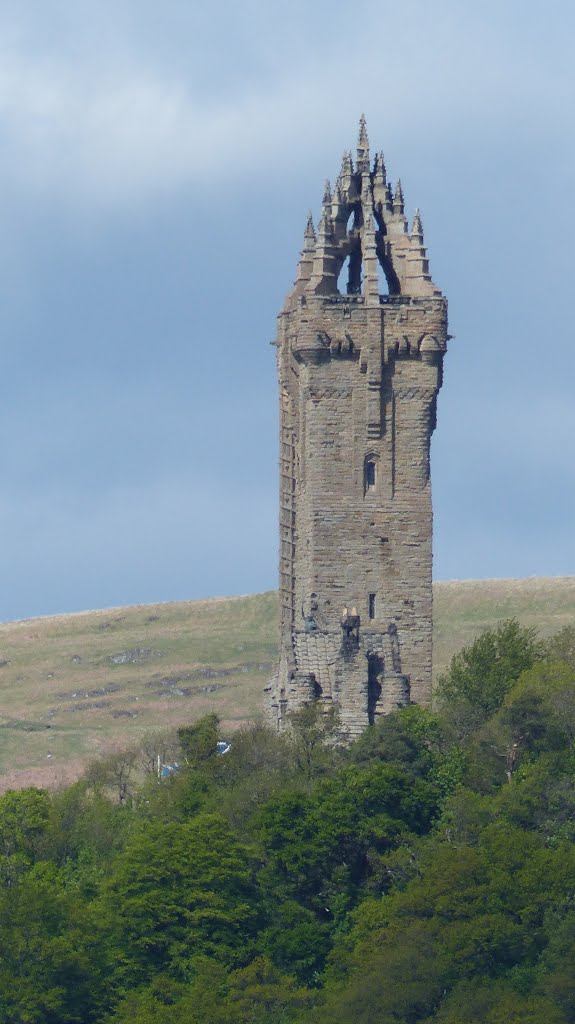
{"left": 2, "top": 620, "right": 575, "bottom": 1023}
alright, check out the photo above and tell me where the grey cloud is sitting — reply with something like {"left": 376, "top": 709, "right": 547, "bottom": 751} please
{"left": 0, "top": 1, "right": 572, "bottom": 204}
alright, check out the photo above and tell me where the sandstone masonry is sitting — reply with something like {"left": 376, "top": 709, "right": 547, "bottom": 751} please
{"left": 266, "top": 117, "right": 448, "bottom": 738}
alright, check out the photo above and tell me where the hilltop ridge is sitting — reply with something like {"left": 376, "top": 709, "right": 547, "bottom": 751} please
{"left": 0, "top": 576, "right": 574, "bottom": 792}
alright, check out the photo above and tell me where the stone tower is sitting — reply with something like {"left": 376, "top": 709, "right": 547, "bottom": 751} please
{"left": 267, "top": 117, "right": 448, "bottom": 738}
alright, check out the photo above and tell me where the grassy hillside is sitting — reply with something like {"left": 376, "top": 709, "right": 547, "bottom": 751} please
{"left": 0, "top": 577, "right": 574, "bottom": 792}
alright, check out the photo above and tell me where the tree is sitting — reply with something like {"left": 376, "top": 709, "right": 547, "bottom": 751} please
{"left": 544, "top": 624, "right": 575, "bottom": 669}
{"left": 84, "top": 748, "right": 138, "bottom": 804}
{"left": 318, "top": 919, "right": 448, "bottom": 1024}
{"left": 435, "top": 620, "right": 544, "bottom": 728}
{"left": 136, "top": 729, "right": 180, "bottom": 780}
{"left": 505, "top": 660, "right": 575, "bottom": 742}
{"left": 256, "top": 762, "right": 440, "bottom": 922}
{"left": 0, "top": 788, "right": 51, "bottom": 863}
{"left": 46, "top": 783, "right": 132, "bottom": 877}
{"left": 350, "top": 705, "right": 445, "bottom": 775}
{"left": 260, "top": 900, "right": 331, "bottom": 985}
{"left": 102, "top": 813, "right": 261, "bottom": 985}
{"left": 433, "top": 978, "right": 567, "bottom": 1023}
{"left": 349, "top": 705, "right": 466, "bottom": 796}
{"left": 0, "top": 863, "right": 111, "bottom": 1024}
{"left": 287, "top": 701, "right": 341, "bottom": 781}
{"left": 106, "top": 957, "right": 315, "bottom": 1024}
{"left": 207, "top": 722, "right": 294, "bottom": 834}
{"left": 177, "top": 714, "right": 220, "bottom": 769}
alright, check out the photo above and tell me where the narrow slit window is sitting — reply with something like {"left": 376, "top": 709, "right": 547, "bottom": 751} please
{"left": 365, "top": 460, "right": 376, "bottom": 489}
{"left": 368, "top": 593, "right": 376, "bottom": 619}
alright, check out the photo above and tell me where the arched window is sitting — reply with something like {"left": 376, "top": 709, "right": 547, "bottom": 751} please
{"left": 365, "top": 458, "right": 377, "bottom": 491}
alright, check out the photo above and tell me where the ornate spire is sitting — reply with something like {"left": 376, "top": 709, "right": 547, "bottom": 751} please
{"left": 304, "top": 210, "right": 316, "bottom": 247}
{"left": 338, "top": 150, "right": 353, "bottom": 197}
{"left": 373, "top": 150, "right": 387, "bottom": 184}
{"left": 316, "top": 183, "right": 334, "bottom": 240}
{"left": 357, "top": 113, "right": 369, "bottom": 151}
{"left": 292, "top": 211, "right": 317, "bottom": 294}
{"left": 356, "top": 113, "right": 370, "bottom": 172}
{"left": 310, "top": 200, "right": 338, "bottom": 294}
{"left": 393, "top": 179, "right": 404, "bottom": 214}
{"left": 404, "top": 206, "right": 434, "bottom": 293}
{"left": 411, "top": 208, "right": 423, "bottom": 239}
{"left": 341, "top": 150, "right": 354, "bottom": 179}
{"left": 317, "top": 208, "right": 329, "bottom": 238}
{"left": 372, "top": 150, "right": 387, "bottom": 208}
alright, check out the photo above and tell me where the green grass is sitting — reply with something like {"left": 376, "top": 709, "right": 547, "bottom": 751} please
{"left": 0, "top": 579, "right": 573, "bottom": 791}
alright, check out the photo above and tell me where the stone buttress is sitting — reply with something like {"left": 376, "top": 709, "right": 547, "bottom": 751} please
{"left": 266, "top": 117, "right": 448, "bottom": 738}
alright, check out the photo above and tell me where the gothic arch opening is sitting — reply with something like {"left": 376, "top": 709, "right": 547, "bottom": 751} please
{"left": 377, "top": 260, "right": 389, "bottom": 296}
{"left": 337, "top": 242, "right": 362, "bottom": 295}
{"left": 337, "top": 255, "right": 351, "bottom": 295}
{"left": 376, "top": 239, "right": 401, "bottom": 295}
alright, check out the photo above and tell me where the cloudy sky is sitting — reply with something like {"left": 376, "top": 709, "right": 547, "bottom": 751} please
{"left": 0, "top": 0, "right": 573, "bottom": 621}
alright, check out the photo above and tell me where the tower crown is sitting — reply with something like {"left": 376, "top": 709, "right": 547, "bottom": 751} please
{"left": 295, "top": 117, "right": 440, "bottom": 301}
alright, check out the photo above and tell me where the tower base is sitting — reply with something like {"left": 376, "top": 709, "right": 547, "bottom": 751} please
{"left": 266, "top": 621, "right": 411, "bottom": 740}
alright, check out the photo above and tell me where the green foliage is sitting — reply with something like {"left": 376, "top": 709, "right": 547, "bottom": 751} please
{"left": 0, "top": 863, "right": 110, "bottom": 1024}
{"left": 205, "top": 722, "right": 294, "bottom": 833}
{"left": 256, "top": 763, "right": 439, "bottom": 914}
{"left": 47, "top": 783, "right": 133, "bottom": 871}
{"left": 350, "top": 705, "right": 467, "bottom": 797}
{"left": 351, "top": 704, "right": 445, "bottom": 771}
{"left": 433, "top": 978, "right": 568, "bottom": 1023}
{"left": 2, "top": 613, "right": 575, "bottom": 1024}
{"left": 177, "top": 713, "right": 220, "bottom": 768}
{"left": 435, "top": 618, "right": 544, "bottom": 725}
{"left": 102, "top": 813, "right": 261, "bottom": 983}
{"left": 287, "top": 701, "right": 342, "bottom": 780}
{"left": 507, "top": 660, "right": 575, "bottom": 741}
{"left": 260, "top": 901, "right": 331, "bottom": 985}
{"left": 84, "top": 749, "right": 138, "bottom": 804}
{"left": 0, "top": 787, "right": 51, "bottom": 861}
{"left": 543, "top": 623, "right": 575, "bottom": 668}
{"left": 106, "top": 957, "right": 315, "bottom": 1024}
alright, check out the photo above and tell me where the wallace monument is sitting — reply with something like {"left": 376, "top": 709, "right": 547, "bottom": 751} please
{"left": 267, "top": 117, "right": 448, "bottom": 737}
